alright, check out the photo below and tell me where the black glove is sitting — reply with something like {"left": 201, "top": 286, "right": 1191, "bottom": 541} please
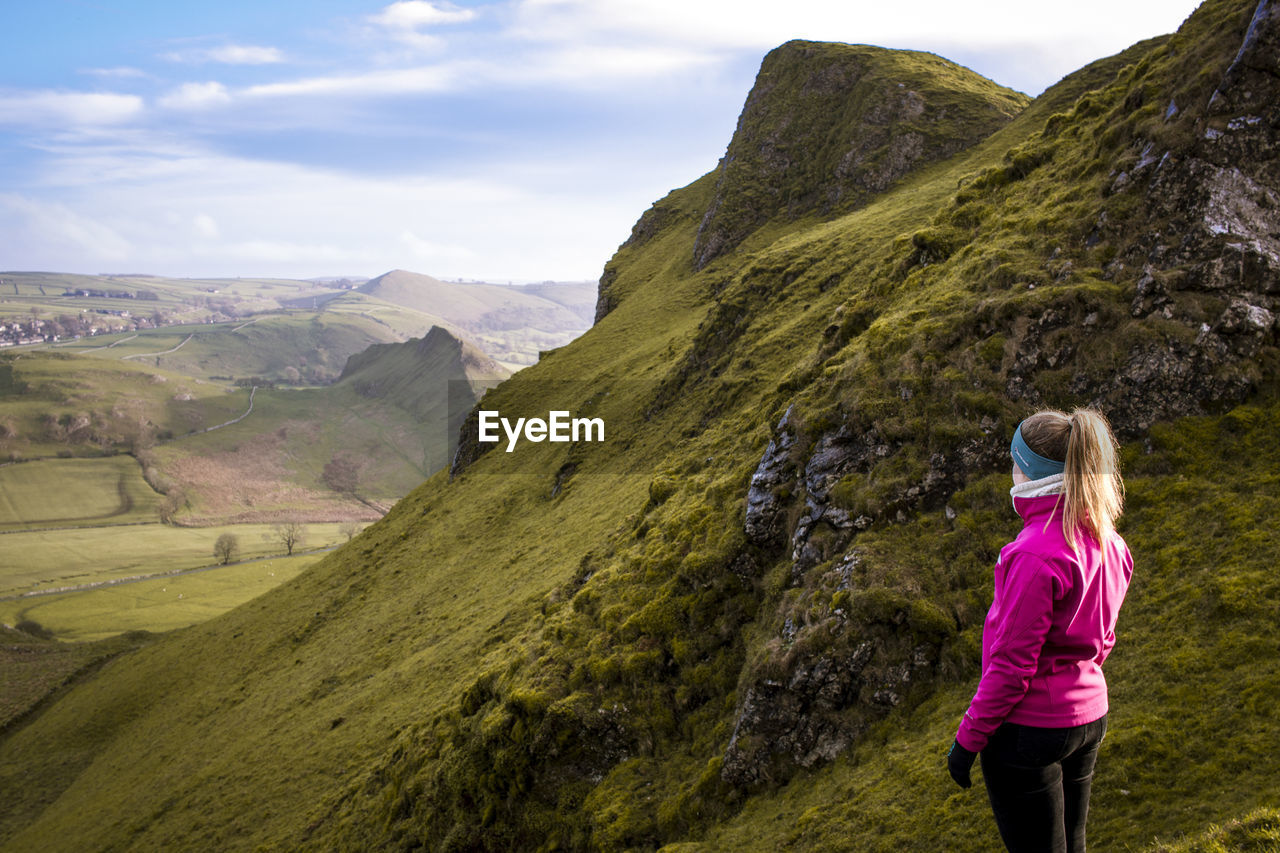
{"left": 947, "top": 739, "right": 977, "bottom": 789}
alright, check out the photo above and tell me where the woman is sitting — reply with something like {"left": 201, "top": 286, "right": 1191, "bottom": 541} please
{"left": 947, "top": 408, "right": 1133, "bottom": 853}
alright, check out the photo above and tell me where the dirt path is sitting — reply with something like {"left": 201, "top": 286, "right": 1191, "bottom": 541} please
{"left": 168, "top": 386, "right": 257, "bottom": 441}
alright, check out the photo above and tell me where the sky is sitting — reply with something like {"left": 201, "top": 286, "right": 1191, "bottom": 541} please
{"left": 0, "top": 0, "right": 1204, "bottom": 282}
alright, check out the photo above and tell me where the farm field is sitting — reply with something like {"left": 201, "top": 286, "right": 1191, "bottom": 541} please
{"left": 0, "top": 521, "right": 350, "bottom": 598}
{"left": 0, "top": 456, "right": 162, "bottom": 530}
{"left": 0, "top": 272, "right": 334, "bottom": 328}
{"left": 52, "top": 313, "right": 403, "bottom": 385}
{"left": 1, "top": 552, "right": 325, "bottom": 642}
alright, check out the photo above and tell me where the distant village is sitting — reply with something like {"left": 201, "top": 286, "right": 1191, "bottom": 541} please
{"left": 0, "top": 287, "right": 171, "bottom": 347}
{"left": 0, "top": 283, "right": 228, "bottom": 347}
{"left": 0, "top": 311, "right": 168, "bottom": 347}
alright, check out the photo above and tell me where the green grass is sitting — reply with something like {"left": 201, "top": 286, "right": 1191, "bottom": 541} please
{"left": 0, "top": 272, "right": 330, "bottom": 328}
{"left": 0, "top": 625, "right": 151, "bottom": 730}
{"left": 0, "top": 349, "right": 246, "bottom": 460}
{"left": 2, "top": 326, "right": 499, "bottom": 521}
{"left": 674, "top": 401, "right": 1280, "bottom": 853}
{"left": 61, "top": 313, "right": 401, "bottom": 386}
{"left": 0, "top": 521, "right": 348, "bottom": 598}
{"left": 3, "top": 553, "right": 323, "bottom": 642}
{"left": 0, "top": 2, "right": 1274, "bottom": 850}
{"left": 154, "top": 385, "right": 436, "bottom": 517}
{"left": 0, "top": 456, "right": 161, "bottom": 529}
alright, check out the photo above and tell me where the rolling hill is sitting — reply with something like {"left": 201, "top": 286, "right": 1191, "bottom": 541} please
{"left": 2, "top": 1, "right": 1278, "bottom": 850}
{"left": 2, "top": 269, "right": 594, "bottom": 372}
{"left": 152, "top": 326, "right": 510, "bottom": 522}
{"left": 359, "top": 270, "right": 595, "bottom": 368}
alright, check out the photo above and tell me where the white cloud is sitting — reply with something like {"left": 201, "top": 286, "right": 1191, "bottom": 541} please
{"left": 506, "top": 0, "right": 1201, "bottom": 93}
{"left": 0, "top": 90, "right": 144, "bottom": 128}
{"left": 163, "top": 44, "right": 285, "bottom": 65}
{"left": 0, "top": 142, "right": 606, "bottom": 278}
{"left": 371, "top": 1, "right": 476, "bottom": 29}
{"left": 509, "top": 0, "right": 1195, "bottom": 50}
{"left": 516, "top": 45, "right": 719, "bottom": 85}
{"left": 193, "top": 214, "right": 220, "bottom": 239}
{"left": 159, "top": 82, "right": 233, "bottom": 110}
{"left": 237, "top": 44, "right": 712, "bottom": 102}
{"left": 243, "top": 64, "right": 469, "bottom": 98}
{"left": 369, "top": 1, "right": 477, "bottom": 50}
{"left": 81, "top": 67, "right": 149, "bottom": 79}
{"left": 401, "top": 231, "right": 477, "bottom": 262}
{"left": 0, "top": 193, "right": 134, "bottom": 261}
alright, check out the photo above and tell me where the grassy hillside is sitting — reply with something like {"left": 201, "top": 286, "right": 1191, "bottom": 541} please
{"left": 0, "top": 350, "right": 247, "bottom": 460}
{"left": 1, "top": 323, "right": 509, "bottom": 522}
{"left": 361, "top": 270, "right": 594, "bottom": 367}
{"left": 152, "top": 326, "right": 509, "bottom": 521}
{"left": 3, "top": 269, "right": 591, "bottom": 372}
{"left": 337, "top": 325, "right": 510, "bottom": 422}
{"left": 54, "top": 312, "right": 403, "bottom": 385}
{"left": 0, "top": 272, "right": 331, "bottom": 333}
{"left": 0, "top": 521, "right": 349, "bottom": 599}
{"left": 2, "top": 0, "right": 1278, "bottom": 850}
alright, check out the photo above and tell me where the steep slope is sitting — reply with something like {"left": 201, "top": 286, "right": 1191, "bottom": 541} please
{"left": 2, "top": 2, "right": 1279, "bottom": 851}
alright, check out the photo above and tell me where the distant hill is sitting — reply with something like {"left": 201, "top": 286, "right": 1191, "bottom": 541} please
{"left": 360, "top": 270, "right": 592, "bottom": 334}
{"left": 512, "top": 281, "right": 597, "bottom": 324}
{"left": 358, "top": 270, "right": 594, "bottom": 368}
{"left": 151, "top": 327, "right": 510, "bottom": 522}
{"left": 0, "top": 269, "right": 594, "bottom": 371}
{"left": 338, "top": 324, "right": 510, "bottom": 440}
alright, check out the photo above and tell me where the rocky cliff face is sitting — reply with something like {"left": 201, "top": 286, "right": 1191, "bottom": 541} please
{"left": 691, "top": 41, "right": 1027, "bottom": 270}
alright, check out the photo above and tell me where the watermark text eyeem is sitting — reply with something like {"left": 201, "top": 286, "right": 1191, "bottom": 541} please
{"left": 478, "top": 410, "right": 605, "bottom": 452}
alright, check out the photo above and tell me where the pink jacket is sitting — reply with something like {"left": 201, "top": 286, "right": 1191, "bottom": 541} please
{"left": 956, "top": 492, "right": 1133, "bottom": 752}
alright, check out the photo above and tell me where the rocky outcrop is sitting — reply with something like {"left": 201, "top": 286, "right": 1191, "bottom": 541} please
{"left": 744, "top": 405, "right": 798, "bottom": 546}
{"left": 721, "top": 549, "right": 947, "bottom": 788}
{"left": 1094, "top": 0, "right": 1280, "bottom": 429}
{"left": 693, "top": 41, "right": 1026, "bottom": 269}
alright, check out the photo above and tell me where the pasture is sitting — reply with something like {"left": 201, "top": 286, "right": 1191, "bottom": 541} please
{"left": 0, "top": 552, "right": 325, "bottom": 641}
{"left": 0, "top": 521, "right": 351, "bottom": 597}
{"left": 0, "top": 456, "right": 161, "bottom": 530}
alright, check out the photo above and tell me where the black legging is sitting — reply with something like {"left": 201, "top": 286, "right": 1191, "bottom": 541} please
{"left": 980, "top": 715, "right": 1109, "bottom": 853}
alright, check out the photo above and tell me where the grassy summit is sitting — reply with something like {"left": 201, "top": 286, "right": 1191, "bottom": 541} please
{"left": 2, "top": 0, "right": 1279, "bottom": 850}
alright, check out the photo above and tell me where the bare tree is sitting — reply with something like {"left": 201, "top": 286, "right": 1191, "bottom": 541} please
{"left": 339, "top": 521, "right": 364, "bottom": 542}
{"left": 213, "top": 533, "right": 240, "bottom": 565}
{"left": 270, "top": 521, "right": 306, "bottom": 556}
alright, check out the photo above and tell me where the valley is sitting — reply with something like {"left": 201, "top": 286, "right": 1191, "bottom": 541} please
{"left": 0, "top": 270, "right": 581, "bottom": 643}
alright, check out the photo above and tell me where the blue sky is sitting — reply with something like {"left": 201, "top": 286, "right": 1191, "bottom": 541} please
{"left": 0, "top": 0, "right": 1202, "bottom": 281}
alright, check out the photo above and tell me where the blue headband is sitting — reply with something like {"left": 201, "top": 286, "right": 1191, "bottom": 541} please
{"left": 1011, "top": 422, "right": 1065, "bottom": 480}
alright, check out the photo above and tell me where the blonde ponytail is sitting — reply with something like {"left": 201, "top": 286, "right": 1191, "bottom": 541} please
{"left": 1062, "top": 409, "right": 1124, "bottom": 547}
{"left": 1019, "top": 407, "right": 1125, "bottom": 548}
